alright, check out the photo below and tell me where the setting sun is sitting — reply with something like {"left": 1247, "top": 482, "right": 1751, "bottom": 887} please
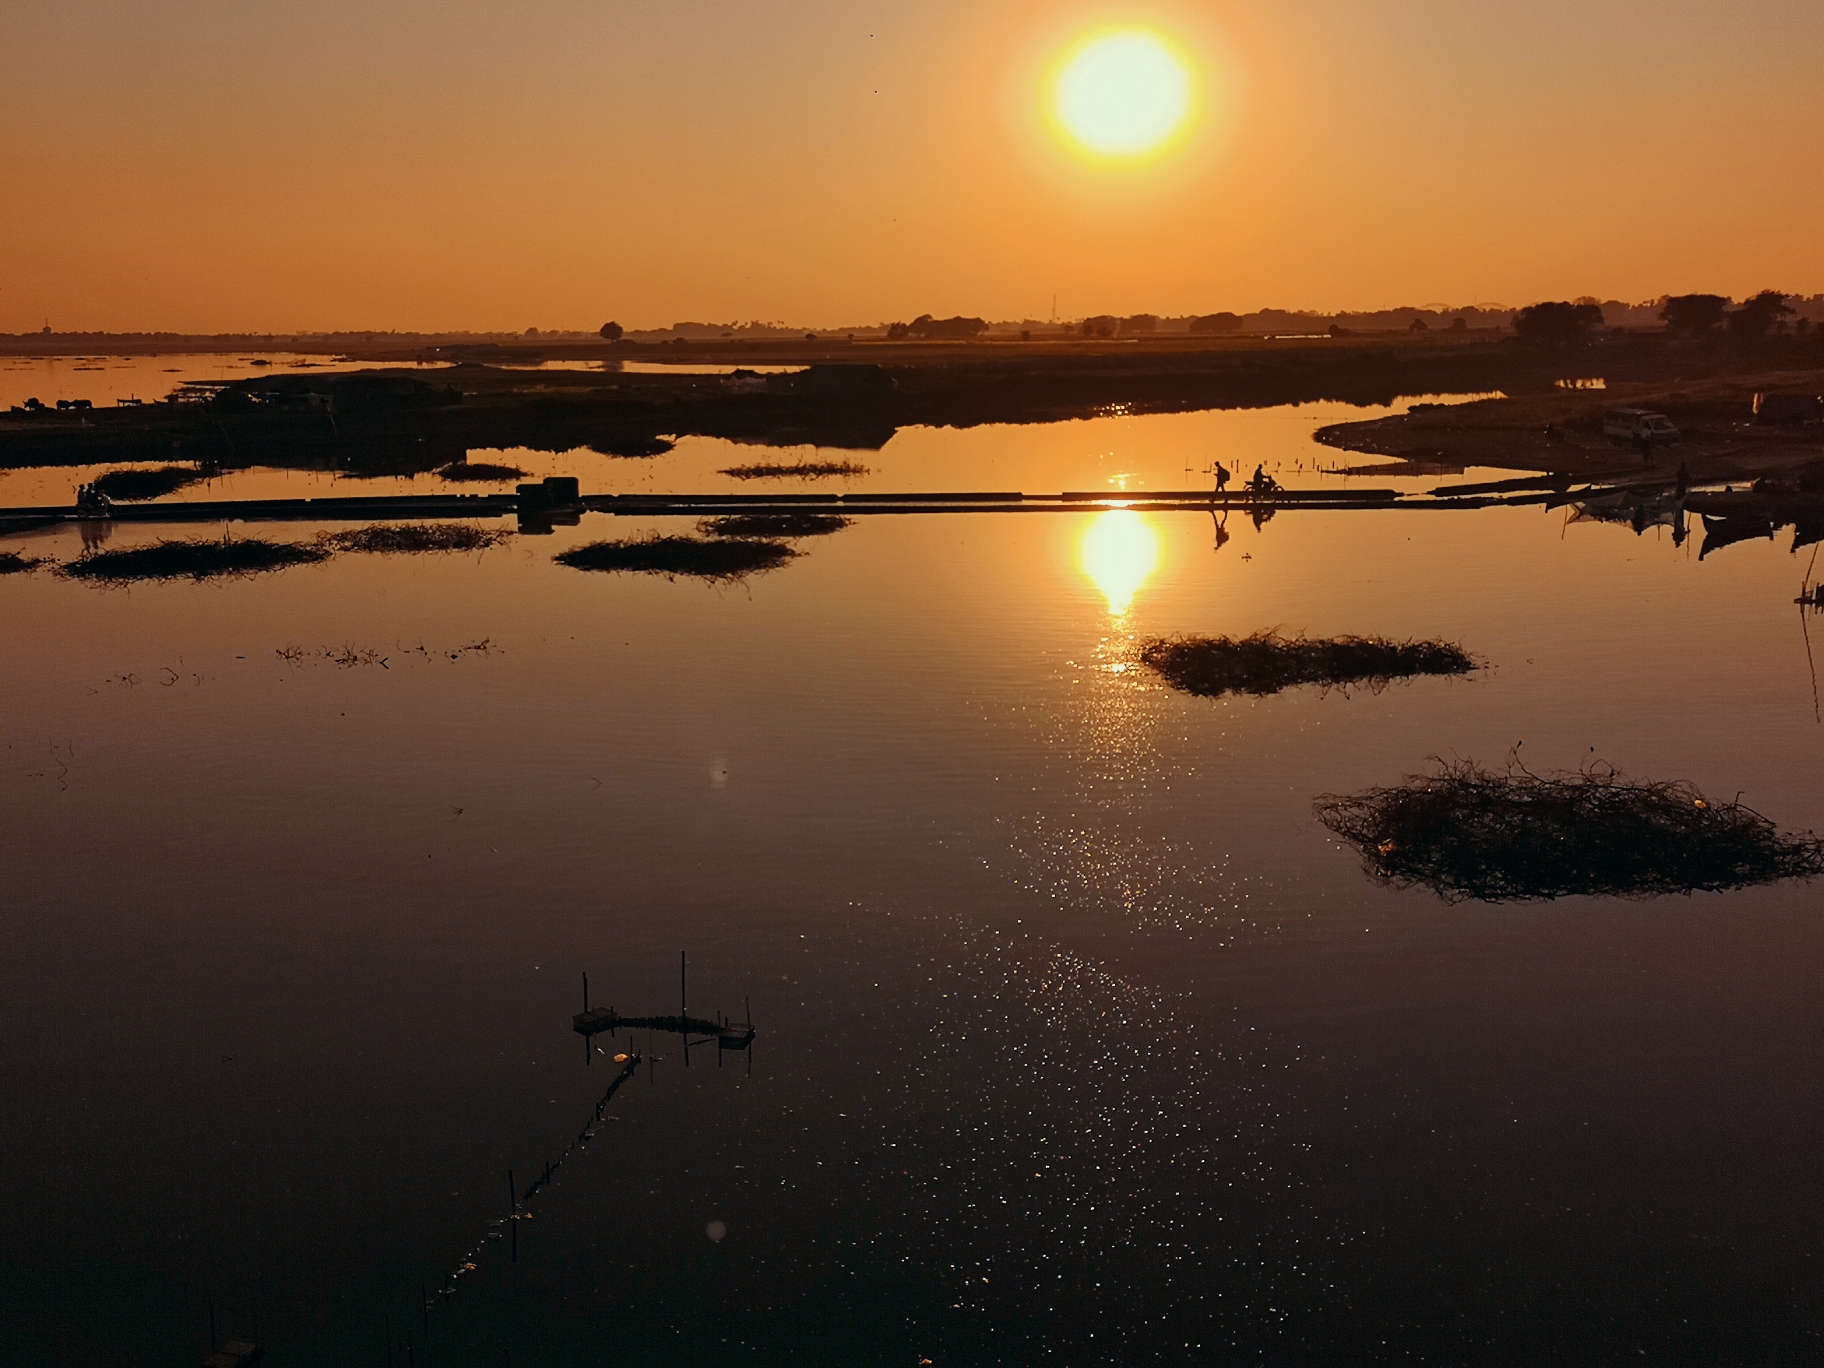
{"left": 1054, "top": 30, "right": 1194, "bottom": 160}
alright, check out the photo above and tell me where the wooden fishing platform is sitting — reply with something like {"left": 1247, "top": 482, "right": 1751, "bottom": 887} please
{"left": 574, "top": 1008, "right": 755, "bottom": 1050}
{"left": 575, "top": 963, "right": 755, "bottom": 1053}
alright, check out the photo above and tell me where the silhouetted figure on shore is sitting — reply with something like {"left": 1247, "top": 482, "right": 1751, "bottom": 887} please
{"left": 1248, "top": 464, "right": 1281, "bottom": 495}
{"left": 1676, "top": 461, "right": 1691, "bottom": 498}
{"left": 1212, "top": 461, "right": 1231, "bottom": 497}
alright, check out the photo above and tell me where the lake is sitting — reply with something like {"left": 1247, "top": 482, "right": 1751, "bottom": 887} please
{"left": 3, "top": 391, "right": 1821, "bottom": 1365}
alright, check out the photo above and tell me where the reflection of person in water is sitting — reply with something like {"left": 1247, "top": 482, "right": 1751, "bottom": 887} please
{"left": 1210, "top": 507, "right": 1230, "bottom": 553}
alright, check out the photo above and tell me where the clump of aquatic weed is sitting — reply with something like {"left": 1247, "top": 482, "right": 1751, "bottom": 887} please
{"left": 301, "top": 644, "right": 390, "bottom": 669}
{"left": 0, "top": 551, "right": 46, "bottom": 575}
{"left": 1315, "top": 759, "right": 1824, "bottom": 903}
{"left": 697, "top": 513, "right": 852, "bottom": 539}
{"left": 92, "top": 467, "right": 205, "bottom": 501}
{"left": 58, "top": 535, "right": 329, "bottom": 584}
{"left": 436, "top": 461, "right": 527, "bottom": 484}
{"left": 1141, "top": 631, "right": 1478, "bottom": 699}
{"left": 274, "top": 639, "right": 495, "bottom": 669}
{"left": 320, "top": 523, "right": 511, "bottom": 554}
{"left": 555, "top": 534, "right": 797, "bottom": 582}
{"left": 719, "top": 460, "right": 869, "bottom": 481}
{"left": 400, "top": 638, "right": 495, "bottom": 663}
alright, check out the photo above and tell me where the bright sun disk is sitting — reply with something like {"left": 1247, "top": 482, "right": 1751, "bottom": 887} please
{"left": 1055, "top": 31, "right": 1192, "bottom": 159}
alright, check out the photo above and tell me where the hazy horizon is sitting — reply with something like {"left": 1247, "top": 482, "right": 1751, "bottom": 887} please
{"left": 10, "top": 291, "right": 1824, "bottom": 341}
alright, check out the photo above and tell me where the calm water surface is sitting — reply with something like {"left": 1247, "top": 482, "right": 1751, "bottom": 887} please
{"left": 3, "top": 402, "right": 1822, "bottom": 1365}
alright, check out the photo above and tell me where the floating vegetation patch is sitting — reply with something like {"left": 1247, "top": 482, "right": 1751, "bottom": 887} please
{"left": 59, "top": 536, "right": 329, "bottom": 584}
{"left": 698, "top": 512, "right": 852, "bottom": 539}
{"left": 320, "top": 523, "right": 511, "bottom": 555}
{"left": 1141, "top": 631, "right": 1478, "bottom": 699}
{"left": 0, "top": 551, "right": 45, "bottom": 575}
{"left": 591, "top": 435, "right": 675, "bottom": 458}
{"left": 436, "top": 461, "right": 526, "bottom": 483}
{"left": 1316, "top": 760, "right": 1824, "bottom": 902}
{"left": 720, "top": 459, "right": 869, "bottom": 481}
{"left": 274, "top": 638, "right": 495, "bottom": 669}
{"left": 555, "top": 534, "right": 796, "bottom": 582}
{"left": 277, "top": 643, "right": 388, "bottom": 668}
{"left": 399, "top": 638, "right": 495, "bottom": 663}
{"left": 92, "top": 466, "right": 205, "bottom": 501}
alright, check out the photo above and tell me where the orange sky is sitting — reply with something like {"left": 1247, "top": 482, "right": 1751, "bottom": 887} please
{"left": 3, "top": 0, "right": 1820, "bottom": 333}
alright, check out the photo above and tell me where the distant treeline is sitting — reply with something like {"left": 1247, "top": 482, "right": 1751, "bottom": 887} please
{"left": 10, "top": 294, "right": 1824, "bottom": 350}
{"left": 1045, "top": 295, "right": 1824, "bottom": 339}
{"left": 640, "top": 295, "right": 1824, "bottom": 342}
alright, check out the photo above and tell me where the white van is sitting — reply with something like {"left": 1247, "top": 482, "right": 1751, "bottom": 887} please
{"left": 1603, "top": 408, "right": 1680, "bottom": 445}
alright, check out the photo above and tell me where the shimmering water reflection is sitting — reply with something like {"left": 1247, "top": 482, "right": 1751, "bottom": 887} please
{"left": 3, "top": 410, "right": 1823, "bottom": 1362}
{"left": 1079, "top": 507, "right": 1161, "bottom": 616}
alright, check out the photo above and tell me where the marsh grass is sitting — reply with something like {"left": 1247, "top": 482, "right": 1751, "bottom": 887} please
{"left": 698, "top": 513, "right": 852, "bottom": 539}
{"left": 436, "top": 461, "right": 527, "bottom": 483}
{"left": 0, "top": 551, "right": 45, "bottom": 575}
{"left": 59, "top": 535, "right": 329, "bottom": 584}
{"left": 720, "top": 460, "right": 869, "bottom": 480}
{"left": 555, "top": 534, "right": 796, "bottom": 582}
{"left": 1141, "top": 631, "right": 1478, "bottom": 698}
{"left": 320, "top": 523, "right": 511, "bottom": 554}
{"left": 1316, "top": 759, "right": 1824, "bottom": 902}
{"left": 92, "top": 467, "right": 205, "bottom": 501}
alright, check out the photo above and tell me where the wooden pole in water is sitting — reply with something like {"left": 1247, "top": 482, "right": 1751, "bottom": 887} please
{"left": 508, "top": 1170, "right": 517, "bottom": 1262}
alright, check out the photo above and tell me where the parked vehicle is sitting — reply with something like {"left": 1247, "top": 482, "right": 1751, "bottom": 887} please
{"left": 1603, "top": 408, "right": 1680, "bottom": 446}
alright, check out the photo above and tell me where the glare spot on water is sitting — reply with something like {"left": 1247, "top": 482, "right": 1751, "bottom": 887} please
{"left": 1080, "top": 509, "right": 1159, "bottom": 616}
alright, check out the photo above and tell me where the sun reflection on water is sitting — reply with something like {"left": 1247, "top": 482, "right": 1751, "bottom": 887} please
{"left": 1079, "top": 508, "right": 1159, "bottom": 616}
